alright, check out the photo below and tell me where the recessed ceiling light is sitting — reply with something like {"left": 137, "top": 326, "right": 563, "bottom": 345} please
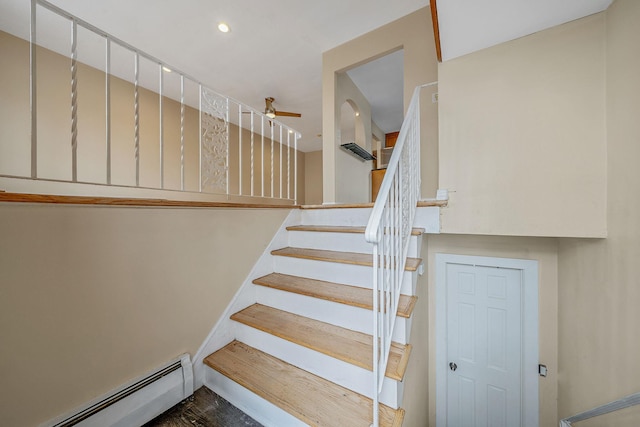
{"left": 218, "top": 22, "right": 230, "bottom": 33}
{"left": 289, "top": 129, "right": 294, "bottom": 134}
{"left": 355, "top": 112, "right": 360, "bottom": 117}
{"left": 162, "top": 66, "right": 171, "bottom": 73}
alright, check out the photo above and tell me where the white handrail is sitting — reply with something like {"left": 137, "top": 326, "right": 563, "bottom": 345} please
{"left": 4, "top": 0, "right": 301, "bottom": 203}
{"left": 559, "top": 392, "right": 640, "bottom": 426}
{"left": 365, "top": 82, "right": 436, "bottom": 426}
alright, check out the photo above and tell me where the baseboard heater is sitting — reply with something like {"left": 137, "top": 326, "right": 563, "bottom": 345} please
{"left": 43, "top": 354, "right": 193, "bottom": 427}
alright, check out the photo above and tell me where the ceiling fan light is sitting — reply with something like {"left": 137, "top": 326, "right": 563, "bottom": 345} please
{"left": 265, "top": 97, "right": 277, "bottom": 118}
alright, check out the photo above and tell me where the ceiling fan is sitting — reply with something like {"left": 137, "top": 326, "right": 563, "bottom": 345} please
{"left": 263, "top": 97, "right": 301, "bottom": 119}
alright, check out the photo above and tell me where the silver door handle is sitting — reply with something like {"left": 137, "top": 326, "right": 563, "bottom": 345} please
{"left": 449, "top": 362, "right": 458, "bottom": 372}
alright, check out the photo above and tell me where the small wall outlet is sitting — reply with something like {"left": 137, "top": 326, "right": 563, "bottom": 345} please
{"left": 432, "top": 92, "right": 439, "bottom": 103}
{"left": 538, "top": 364, "right": 548, "bottom": 377}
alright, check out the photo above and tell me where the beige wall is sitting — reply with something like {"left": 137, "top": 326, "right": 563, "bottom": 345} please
{"left": 0, "top": 203, "right": 289, "bottom": 426}
{"left": 304, "top": 150, "right": 323, "bottom": 205}
{"left": 322, "top": 7, "right": 438, "bottom": 203}
{"left": 438, "top": 14, "right": 607, "bottom": 238}
{"left": 0, "top": 30, "right": 37, "bottom": 177}
{"left": 400, "top": 237, "right": 431, "bottom": 427}
{"left": 557, "top": 0, "right": 640, "bottom": 425}
{"left": 425, "top": 234, "right": 559, "bottom": 426}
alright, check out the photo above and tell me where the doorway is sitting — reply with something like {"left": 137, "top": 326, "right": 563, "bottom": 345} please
{"left": 435, "top": 254, "right": 539, "bottom": 427}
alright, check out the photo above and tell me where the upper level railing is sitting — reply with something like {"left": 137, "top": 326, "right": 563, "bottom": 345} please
{"left": 364, "top": 82, "right": 435, "bottom": 426}
{"left": 0, "top": 0, "right": 300, "bottom": 203}
{"left": 560, "top": 391, "right": 640, "bottom": 426}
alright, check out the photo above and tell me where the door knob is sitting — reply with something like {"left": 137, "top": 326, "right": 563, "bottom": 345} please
{"left": 449, "top": 362, "right": 458, "bottom": 372}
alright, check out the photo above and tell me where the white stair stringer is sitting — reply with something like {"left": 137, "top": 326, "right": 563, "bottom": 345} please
{"left": 191, "top": 208, "right": 301, "bottom": 390}
{"left": 233, "top": 322, "right": 404, "bottom": 408}
{"left": 255, "top": 282, "right": 413, "bottom": 344}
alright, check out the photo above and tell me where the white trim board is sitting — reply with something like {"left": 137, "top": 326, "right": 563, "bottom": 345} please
{"left": 435, "top": 253, "right": 539, "bottom": 427}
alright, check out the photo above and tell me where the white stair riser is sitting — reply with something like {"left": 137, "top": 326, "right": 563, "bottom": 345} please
{"left": 301, "top": 208, "right": 372, "bottom": 226}
{"left": 301, "top": 206, "right": 441, "bottom": 235}
{"left": 204, "top": 368, "right": 307, "bottom": 427}
{"left": 287, "top": 231, "right": 421, "bottom": 256}
{"left": 414, "top": 206, "right": 441, "bottom": 234}
{"left": 272, "top": 256, "right": 419, "bottom": 296}
{"left": 234, "top": 325, "right": 403, "bottom": 408}
{"left": 255, "top": 285, "right": 411, "bottom": 344}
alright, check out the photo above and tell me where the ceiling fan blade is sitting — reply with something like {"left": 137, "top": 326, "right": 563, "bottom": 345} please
{"left": 275, "top": 110, "right": 302, "bottom": 118}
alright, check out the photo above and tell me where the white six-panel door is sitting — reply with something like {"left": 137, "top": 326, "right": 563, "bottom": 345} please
{"left": 435, "top": 254, "right": 539, "bottom": 427}
{"left": 446, "top": 263, "right": 522, "bottom": 427}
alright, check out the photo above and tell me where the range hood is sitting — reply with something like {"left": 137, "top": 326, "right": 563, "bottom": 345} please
{"left": 340, "top": 142, "right": 376, "bottom": 161}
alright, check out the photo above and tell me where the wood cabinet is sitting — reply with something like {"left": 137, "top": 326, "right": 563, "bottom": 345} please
{"left": 371, "top": 132, "right": 398, "bottom": 201}
{"left": 371, "top": 168, "right": 386, "bottom": 202}
{"left": 385, "top": 131, "right": 399, "bottom": 148}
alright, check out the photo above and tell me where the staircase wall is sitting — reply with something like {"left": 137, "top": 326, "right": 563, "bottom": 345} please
{"left": 396, "top": 236, "right": 431, "bottom": 427}
{"left": 0, "top": 203, "right": 289, "bottom": 427}
{"left": 558, "top": 1, "right": 640, "bottom": 425}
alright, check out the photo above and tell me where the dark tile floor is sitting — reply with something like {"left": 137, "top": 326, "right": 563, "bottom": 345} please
{"left": 144, "top": 386, "right": 264, "bottom": 427}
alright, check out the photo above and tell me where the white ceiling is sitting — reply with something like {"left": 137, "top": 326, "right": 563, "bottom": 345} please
{"left": 0, "top": 0, "right": 615, "bottom": 151}
{"left": 347, "top": 49, "right": 404, "bottom": 135}
{"left": 438, "top": 0, "right": 613, "bottom": 61}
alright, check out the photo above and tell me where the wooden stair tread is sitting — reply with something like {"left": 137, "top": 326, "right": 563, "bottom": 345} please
{"left": 253, "top": 273, "right": 417, "bottom": 318}
{"left": 204, "top": 340, "right": 405, "bottom": 427}
{"left": 287, "top": 225, "right": 425, "bottom": 236}
{"left": 272, "top": 247, "right": 422, "bottom": 271}
{"left": 231, "top": 304, "right": 411, "bottom": 381}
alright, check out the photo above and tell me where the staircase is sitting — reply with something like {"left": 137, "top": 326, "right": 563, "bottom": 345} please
{"left": 198, "top": 206, "right": 428, "bottom": 426}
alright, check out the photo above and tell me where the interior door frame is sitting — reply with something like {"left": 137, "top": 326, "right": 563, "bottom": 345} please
{"left": 435, "top": 253, "right": 539, "bottom": 427}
